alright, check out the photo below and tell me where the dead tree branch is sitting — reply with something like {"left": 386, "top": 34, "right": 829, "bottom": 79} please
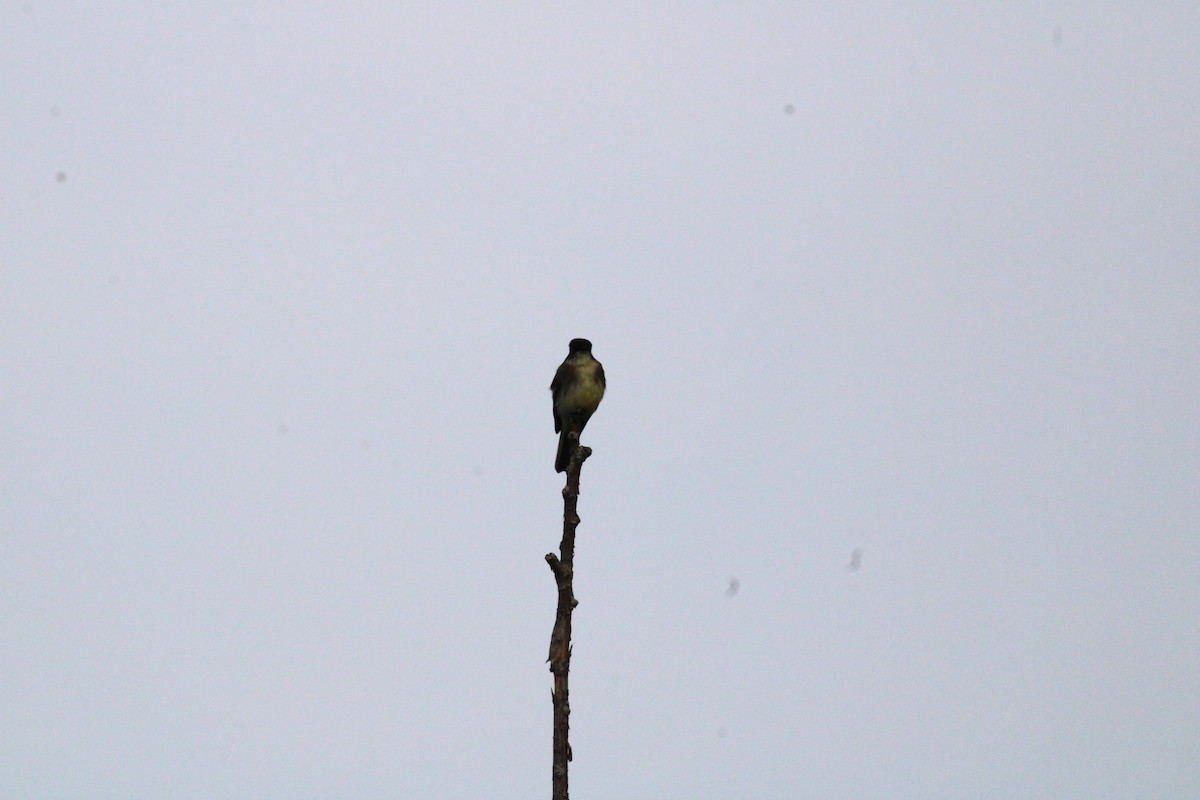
{"left": 545, "top": 431, "right": 591, "bottom": 800}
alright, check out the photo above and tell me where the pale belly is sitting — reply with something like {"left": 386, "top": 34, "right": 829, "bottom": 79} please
{"left": 560, "top": 378, "right": 604, "bottom": 412}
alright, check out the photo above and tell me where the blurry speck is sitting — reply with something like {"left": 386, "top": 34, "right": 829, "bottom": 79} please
{"left": 360, "top": 438, "right": 372, "bottom": 450}
{"left": 50, "top": 106, "right": 61, "bottom": 117}
{"left": 717, "top": 726, "right": 729, "bottom": 738}
{"left": 277, "top": 424, "right": 290, "bottom": 436}
{"left": 847, "top": 548, "right": 863, "bottom": 572}
{"left": 106, "top": 275, "right": 120, "bottom": 288}
{"left": 1052, "top": 26, "right": 1063, "bottom": 47}
{"left": 472, "top": 464, "right": 484, "bottom": 477}
{"left": 783, "top": 103, "right": 796, "bottom": 115}
{"left": 725, "top": 577, "right": 740, "bottom": 597}
{"left": 55, "top": 171, "right": 67, "bottom": 183}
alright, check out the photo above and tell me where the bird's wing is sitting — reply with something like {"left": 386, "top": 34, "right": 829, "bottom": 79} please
{"left": 550, "top": 362, "right": 571, "bottom": 432}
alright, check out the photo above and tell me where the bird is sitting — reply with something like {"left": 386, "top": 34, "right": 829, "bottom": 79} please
{"left": 847, "top": 548, "right": 863, "bottom": 571}
{"left": 550, "top": 338, "right": 606, "bottom": 473}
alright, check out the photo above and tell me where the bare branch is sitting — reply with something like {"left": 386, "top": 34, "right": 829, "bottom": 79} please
{"left": 546, "top": 431, "right": 591, "bottom": 800}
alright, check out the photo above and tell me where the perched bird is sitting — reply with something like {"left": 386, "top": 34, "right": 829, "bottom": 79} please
{"left": 550, "top": 338, "right": 606, "bottom": 472}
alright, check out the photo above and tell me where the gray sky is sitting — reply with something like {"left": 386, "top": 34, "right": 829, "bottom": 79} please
{"left": 3, "top": 4, "right": 1197, "bottom": 798}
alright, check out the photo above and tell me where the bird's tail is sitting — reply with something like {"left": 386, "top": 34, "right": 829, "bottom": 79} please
{"left": 555, "top": 429, "right": 571, "bottom": 473}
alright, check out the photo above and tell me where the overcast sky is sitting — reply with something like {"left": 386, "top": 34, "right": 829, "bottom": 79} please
{"left": 3, "top": 4, "right": 1197, "bottom": 799}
